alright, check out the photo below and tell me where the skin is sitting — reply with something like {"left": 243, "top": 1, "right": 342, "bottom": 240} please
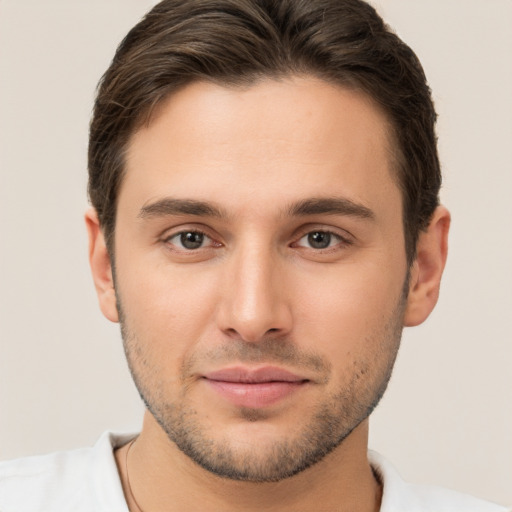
{"left": 87, "top": 77, "right": 450, "bottom": 511}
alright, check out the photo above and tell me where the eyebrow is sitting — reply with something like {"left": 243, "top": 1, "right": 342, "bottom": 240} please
{"left": 138, "top": 196, "right": 375, "bottom": 221}
{"left": 138, "top": 198, "right": 226, "bottom": 219}
{"left": 286, "top": 197, "right": 375, "bottom": 220}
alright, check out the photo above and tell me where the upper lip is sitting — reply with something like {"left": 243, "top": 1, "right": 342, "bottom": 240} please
{"left": 202, "top": 366, "right": 308, "bottom": 383}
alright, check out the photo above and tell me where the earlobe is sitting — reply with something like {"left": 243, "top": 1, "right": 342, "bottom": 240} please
{"left": 403, "top": 206, "right": 451, "bottom": 327}
{"left": 85, "top": 208, "right": 119, "bottom": 323}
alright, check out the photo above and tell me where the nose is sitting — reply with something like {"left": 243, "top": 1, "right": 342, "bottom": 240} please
{"left": 216, "top": 242, "right": 293, "bottom": 343}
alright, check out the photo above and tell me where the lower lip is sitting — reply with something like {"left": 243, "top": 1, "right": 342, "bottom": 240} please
{"left": 205, "top": 379, "right": 306, "bottom": 408}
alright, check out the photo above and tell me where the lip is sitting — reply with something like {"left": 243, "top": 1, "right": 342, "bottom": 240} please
{"left": 202, "top": 366, "right": 309, "bottom": 408}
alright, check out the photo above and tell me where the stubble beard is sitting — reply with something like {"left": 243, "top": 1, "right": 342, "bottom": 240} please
{"left": 117, "top": 293, "right": 405, "bottom": 483}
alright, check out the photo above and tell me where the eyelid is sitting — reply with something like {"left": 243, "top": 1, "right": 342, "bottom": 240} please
{"left": 161, "top": 225, "right": 223, "bottom": 251}
{"left": 159, "top": 223, "right": 354, "bottom": 254}
{"left": 160, "top": 222, "right": 217, "bottom": 240}
{"left": 292, "top": 224, "right": 354, "bottom": 244}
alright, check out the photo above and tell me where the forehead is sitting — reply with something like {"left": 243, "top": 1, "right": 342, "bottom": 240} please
{"left": 121, "top": 77, "right": 400, "bottom": 221}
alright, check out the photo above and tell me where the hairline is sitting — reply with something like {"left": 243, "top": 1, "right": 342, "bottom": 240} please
{"left": 102, "top": 73, "right": 413, "bottom": 265}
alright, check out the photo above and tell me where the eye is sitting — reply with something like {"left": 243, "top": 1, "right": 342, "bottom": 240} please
{"left": 294, "top": 230, "right": 349, "bottom": 250}
{"left": 166, "top": 230, "right": 212, "bottom": 250}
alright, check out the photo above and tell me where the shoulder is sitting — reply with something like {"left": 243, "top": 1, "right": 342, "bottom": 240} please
{"left": 369, "top": 451, "right": 510, "bottom": 512}
{"left": 0, "top": 431, "right": 135, "bottom": 512}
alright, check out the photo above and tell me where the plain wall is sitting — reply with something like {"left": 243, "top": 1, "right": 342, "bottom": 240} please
{"left": 1, "top": 0, "right": 511, "bottom": 506}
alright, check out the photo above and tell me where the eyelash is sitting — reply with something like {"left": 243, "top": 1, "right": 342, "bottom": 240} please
{"left": 292, "top": 230, "right": 353, "bottom": 251}
{"left": 162, "top": 227, "right": 353, "bottom": 254}
{"left": 163, "top": 230, "right": 219, "bottom": 251}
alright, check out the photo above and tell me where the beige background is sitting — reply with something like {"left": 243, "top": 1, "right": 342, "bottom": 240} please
{"left": 0, "top": 0, "right": 511, "bottom": 506}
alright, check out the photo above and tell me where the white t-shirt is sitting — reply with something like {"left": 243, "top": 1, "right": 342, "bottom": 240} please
{"left": 0, "top": 432, "right": 509, "bottom": 512}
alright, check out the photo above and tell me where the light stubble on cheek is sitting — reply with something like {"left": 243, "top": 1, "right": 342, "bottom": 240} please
{"left": 114, "top": 279, "right": 406, "bottom": 482}
{"left": 106, "top": 77, "right": 412, "bottom": 482}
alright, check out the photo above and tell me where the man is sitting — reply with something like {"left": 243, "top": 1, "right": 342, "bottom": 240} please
{"left": 0, "top": 0, "right": 509, "bottom": 510}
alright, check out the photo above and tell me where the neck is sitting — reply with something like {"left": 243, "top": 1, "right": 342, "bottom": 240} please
{"left": 115, "top": 412, "right": 382, "bottom": 512}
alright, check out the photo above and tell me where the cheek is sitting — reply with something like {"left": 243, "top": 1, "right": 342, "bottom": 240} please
{"left": 115, "top": 258, "right": 222, "bottom": 356}
{"left": 294, "top": 259, "right": 406, "bottom": 359}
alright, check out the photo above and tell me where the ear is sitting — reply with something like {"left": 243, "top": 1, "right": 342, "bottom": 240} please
{"left": 403, "top": 206, "right": 451, "bottom": 327}
{"left": 85, "top": 208, "right": 119, "bottom": 323}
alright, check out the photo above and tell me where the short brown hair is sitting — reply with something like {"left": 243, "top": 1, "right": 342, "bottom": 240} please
{"left": 88, "top": 0, "right": 440, "bottom": 263}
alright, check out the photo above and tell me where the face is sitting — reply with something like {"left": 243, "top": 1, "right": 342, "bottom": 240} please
{"left": 111, "top": 77, "right": 409, "bottom": 481}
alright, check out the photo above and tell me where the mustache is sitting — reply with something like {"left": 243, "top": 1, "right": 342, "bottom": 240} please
{"left": 182, "top": 337, "right": 332, "bottom": 381}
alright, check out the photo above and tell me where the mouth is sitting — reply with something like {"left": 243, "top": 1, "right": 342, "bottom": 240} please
{"left": 202, "top": 366, "right": 310, "bottom": 408}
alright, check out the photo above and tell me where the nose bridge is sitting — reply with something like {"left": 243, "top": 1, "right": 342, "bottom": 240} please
{"left": 218, "top": 236, "right": 291, "bottom": 342}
